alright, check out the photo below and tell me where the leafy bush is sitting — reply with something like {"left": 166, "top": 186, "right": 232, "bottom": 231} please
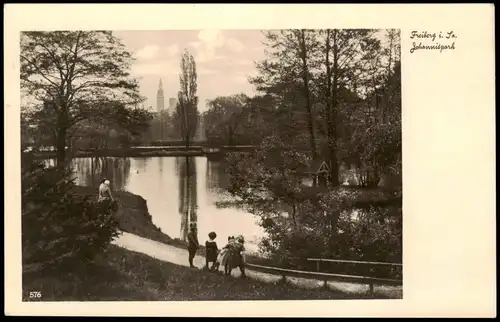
{"left": 255, "top": 203, "right": 402, "bottom": 278}
{"left": 225, "top": 138, "right": 402, "bottom": 278}
{"left": 22, "top": 154, "right": 120, "bottom": 274}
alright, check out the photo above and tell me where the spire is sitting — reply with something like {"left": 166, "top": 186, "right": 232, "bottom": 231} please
{"left": 157, "top": 78, "right": 164, "bottom": 98}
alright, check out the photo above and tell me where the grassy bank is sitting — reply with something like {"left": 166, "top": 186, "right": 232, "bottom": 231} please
{"left": 74, "top": 186, "right": 278, "bottom": 268}
{"left": 23, "top": 245, "right": 378, "bottom": 301}
{"left": 74, "top": 186, "right": 174, "bottom": 245}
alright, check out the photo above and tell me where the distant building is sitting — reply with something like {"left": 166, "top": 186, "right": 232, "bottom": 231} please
{"left": 157, "top": 79, "right": 165, "bottom": 113}
{"left": 194, "top": 116, "right": 206, "bottom": 141}
{"left": 156, "top": 79, "right": 165, "bottom": 140}
{"left": 168, "top": 97, "right": 178, "bottom": 115}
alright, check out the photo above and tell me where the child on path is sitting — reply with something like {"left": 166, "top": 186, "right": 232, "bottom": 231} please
{"left": 205, "top": 232, "right": 218, "bottom": 270}
{"left": 213, "top": 236, "right": 235, "bottom": 272}
{"left": 187, "top": 223, "right": 199, "bottom": 268}
{"left": 224, "top": 235, "right": 247, "bottom": 278}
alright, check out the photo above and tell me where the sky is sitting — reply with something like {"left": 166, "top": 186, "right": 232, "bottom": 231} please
{"left": 113, "top": 30, "right": 268, "bottom": 113}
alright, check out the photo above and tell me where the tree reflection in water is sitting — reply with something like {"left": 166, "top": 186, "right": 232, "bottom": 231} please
{"left": 205, "top": 159, "right": 230, "bottom": 194}
{"left": 177, "top": 156, "right": 198, "bottom": 242}
{"left": 72, "top": 157, "right": 131, "bottom": 191}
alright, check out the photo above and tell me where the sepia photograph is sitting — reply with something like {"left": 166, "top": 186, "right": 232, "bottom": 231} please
{"left": 6, "top": 3, "right": 495, "bottom": 318}
{"left": 20, "top": 28, "right": 402, "bottom": 301}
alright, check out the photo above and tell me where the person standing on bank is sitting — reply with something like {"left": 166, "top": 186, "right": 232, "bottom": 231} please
{"left": 97, "top": 179, "right": 119, "bottom": 213}
{"left": 187, "top": 223, "right": 200, "bottom": 268}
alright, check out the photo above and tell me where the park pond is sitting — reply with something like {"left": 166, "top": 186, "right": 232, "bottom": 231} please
{"left": 46, "top": 156, "right": 266, "bottom": 253}
{"left": 43, "top": 155, "right": 393, "bottom": 255}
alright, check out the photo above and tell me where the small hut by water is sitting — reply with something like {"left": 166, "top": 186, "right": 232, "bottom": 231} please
{"left": 300, "top": 160, "right": 331, "bottom": 187}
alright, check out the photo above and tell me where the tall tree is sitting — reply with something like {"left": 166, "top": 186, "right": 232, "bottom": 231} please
{"left": 297, "top": 29, "right": 319, "bottom": 162}
{"left": 174, "top": 50, "right": 199, "bottom": 148}
{"left": 223, "top": 28, "right": 402, "bottom": 266}
{"left": 20, "top": 31, "right": 151, "bottom": 166}
{"left": 204, "top": 93, "right": 251, "bottom": 145}
{"left": 340, "top": 29, "right": 401, "bottom": 187}
{"left": 318, "top": 29, "right": 381, "bottom": 186}
{"left": 251, "top": 30, "right": 321, "bottom": 164}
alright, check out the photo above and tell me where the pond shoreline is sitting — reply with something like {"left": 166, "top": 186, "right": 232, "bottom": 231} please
{"left": 31, "top": 150, "right": 206, "bottom": 159}
{"left": 74, "top": 186, "right": 271, "bottom": 266}
{"left": 24, "top": 146, "right": 255, "bottom": 159}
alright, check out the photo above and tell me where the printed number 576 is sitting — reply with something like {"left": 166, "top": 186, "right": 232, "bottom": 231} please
{"left": 29, "top": 291, "right": 42, "bottom": 299}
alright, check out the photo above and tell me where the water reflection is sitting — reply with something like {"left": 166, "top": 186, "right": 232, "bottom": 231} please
{"left": 47, "top": 157, "right": 132, "bottom": 190}
{"left": 76, "top": 157, "right": 131, "bottom": 190}
{"left": 66, "top": 156, "right": 264, "bottom": 253}
{"left": 205, "top": 160, "right": 229, "bottom": 193}
{"left": 135, "top": 158, "right": 149, "bottom": 173}
{"left": 177, "top": 157, "right": 198, "bottom": 241}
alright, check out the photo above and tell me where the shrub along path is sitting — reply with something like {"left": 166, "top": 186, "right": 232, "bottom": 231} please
{"left": 112, "top": 231, "right": 402, "bottom": 298}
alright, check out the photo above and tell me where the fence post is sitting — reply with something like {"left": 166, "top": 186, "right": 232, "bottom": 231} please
{"left": 323, "top": 279, "right": 329, "bottom": 290}
{"left": 281, "top": 273, "right": 287, "bottom": 284}
{"left": 316, "top": 260, "right": 320, "bottom": 272}
{"left": 369, "top": 283, "right": 374, "bottom": 296}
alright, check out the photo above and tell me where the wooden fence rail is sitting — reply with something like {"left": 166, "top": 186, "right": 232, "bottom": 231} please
{"left": 245, "top": 261, "right": 402, "bottom": 295}
{"left": 305, "top": 258, "right": 402, "bottom": 294}
{"left": 307, "top": 258, "right": 403, "bottom": 267}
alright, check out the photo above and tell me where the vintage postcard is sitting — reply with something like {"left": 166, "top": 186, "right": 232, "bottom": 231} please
{"left": 4, "top": 3, "right": 495, "bottom": 318}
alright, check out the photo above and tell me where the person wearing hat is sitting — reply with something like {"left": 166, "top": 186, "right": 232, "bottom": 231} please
{"left": 187, "top": 223, "right": 199, "bottom": 268}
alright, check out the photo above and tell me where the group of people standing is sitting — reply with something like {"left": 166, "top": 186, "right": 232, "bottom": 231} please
{"left": 97, "top": 179, "right": 247, "bottom": 277}
{"left": 186, "top": 223, "right": 247, "bottom": 278}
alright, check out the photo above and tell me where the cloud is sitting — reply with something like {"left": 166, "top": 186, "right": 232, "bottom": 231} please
{"left": 197, "top": 29, "right": 225, "bottom": 49}
{"left": 198, "top": 68, "right": 218, "bottom": 76}
{"left": 191, "top": 29, "right": 245, "bottom": 64}
{"left": 165, "top": 44, "right": 179, "bottom": 57}
{"left": 195, "top": 50, "right": 227, "bottom": 64}
{"left": 233, "top": 59, "right": 254, "bottom": 66}
{"left": 226, "top": 38, "right": 244, "bottom": 53}
{"left": 188, "top": 41, "right": 202, "bottom": 49}
{"left": 234, "top": 75, "right": 249, "bottom": 83}
{"left": 135, "top": 45, "right": 160, "bottom": 60}
{"left": 132, "top": 61, "right": 177, "bottom": 79}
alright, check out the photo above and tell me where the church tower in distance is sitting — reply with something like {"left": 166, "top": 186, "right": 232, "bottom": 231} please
{"left": 157, "top": 78, "right": 165, "bottom": 113}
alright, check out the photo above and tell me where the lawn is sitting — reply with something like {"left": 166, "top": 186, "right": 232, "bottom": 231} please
{"left": 22, "top": 245, "right": 377, "bottom": 301}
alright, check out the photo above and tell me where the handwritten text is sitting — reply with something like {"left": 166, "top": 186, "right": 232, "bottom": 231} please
{"left": 409, "top": 31, "right": 457, "bottom": 53}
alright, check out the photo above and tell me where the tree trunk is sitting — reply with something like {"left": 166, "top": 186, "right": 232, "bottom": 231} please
{"left": 328, "top": 211, "right": 339, "bottom": 255}
{"left": 291, "top": 202, "right": 297, "bottom": 227}
{"left": 184, "top": 119, "right": 190, "bottom": 148}
{"left": 55, "top": 127, "right": 67, "bottom": 168}
{"left": 298, "top": 30, "right": 318, "bottom": 163}
{"left": 227, "top": 128, "right": 234, "bottom": 146}
{"left": 328, "top": 30, "right": 340, "bottom": 186}
{"left": 325, "top": 30, "right": 335, "bottom": 187}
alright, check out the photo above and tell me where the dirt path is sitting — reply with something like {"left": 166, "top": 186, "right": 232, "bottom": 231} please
{"left": 111, "top": 231, "right": 402, "bottom": 298}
